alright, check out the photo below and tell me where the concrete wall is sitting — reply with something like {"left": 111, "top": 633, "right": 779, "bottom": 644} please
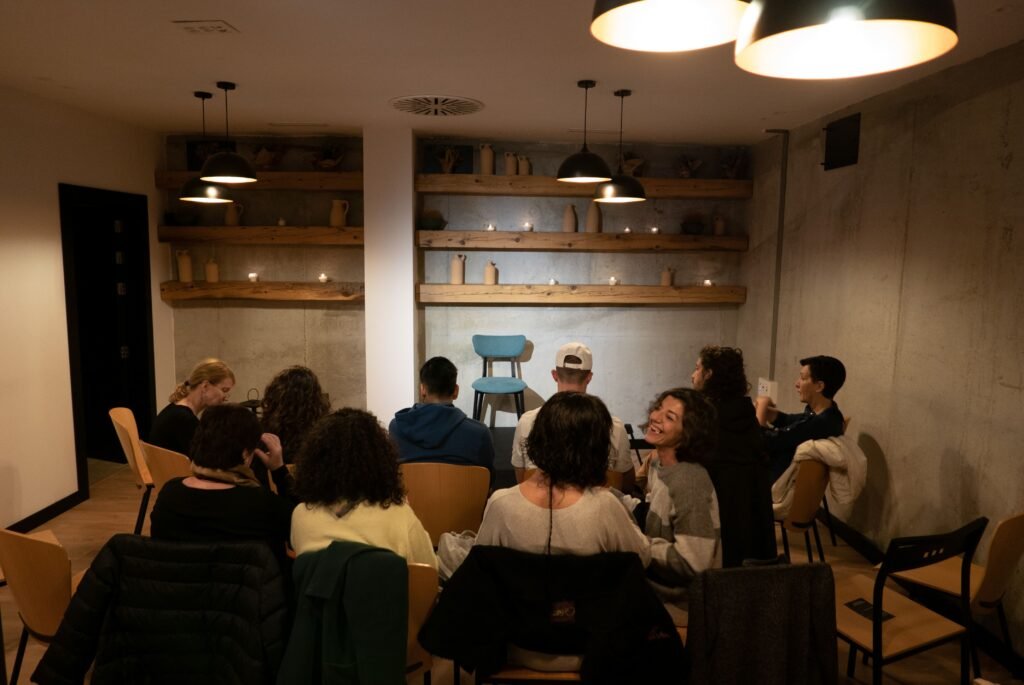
{"left": 421, "top": 139, "right": 749, "bottom": 428}
{"left": 738, "top": 41, "right": 1024, "bottom": 638}
{"left": 0, "top": 86, "right": 168, "bottom": 526}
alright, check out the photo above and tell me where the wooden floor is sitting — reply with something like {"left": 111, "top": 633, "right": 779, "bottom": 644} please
{"left": 2, "top": 462, "right": 1021, "bottom": 684}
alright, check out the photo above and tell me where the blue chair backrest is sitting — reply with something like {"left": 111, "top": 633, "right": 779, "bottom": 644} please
{"left": 472, "top": 334, "right": 526, "bottom": 360}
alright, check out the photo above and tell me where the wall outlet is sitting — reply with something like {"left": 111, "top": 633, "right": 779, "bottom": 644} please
{"left": 757, "top": 377, "right": 779, "bottom": 401}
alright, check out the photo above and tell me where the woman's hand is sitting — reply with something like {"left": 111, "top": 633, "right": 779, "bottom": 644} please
{"left": 754, "top": 396, "right": 778, "bottom": 426}
{"left": 635, "top": 452, "right": 658, "bottom": 481}
{"left": 254, "top": 432, "right": 284, "bottom": 471}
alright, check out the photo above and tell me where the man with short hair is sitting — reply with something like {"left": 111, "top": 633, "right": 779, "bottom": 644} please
{"left": 755, "top": 355, "right": 846, "bottom": 481}
{"left": 389, "top": 356, "right": 495, "bottom": 476}
{"left": 510, "top": 342, "right": 635, "bottom": 491}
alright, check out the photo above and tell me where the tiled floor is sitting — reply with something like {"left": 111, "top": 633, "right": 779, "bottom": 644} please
{"left": 2, "top": 462, "right": 1021, "bottom": 684}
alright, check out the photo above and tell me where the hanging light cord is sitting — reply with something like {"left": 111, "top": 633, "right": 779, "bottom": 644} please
{"left": 617, "top": 94, "right": 624, "bottom": 172}
{"left": 223, "top": 90, "right": 230, "bottom": 140}
{"left": 582, "top": 85, "right": 590, "bottom": 149}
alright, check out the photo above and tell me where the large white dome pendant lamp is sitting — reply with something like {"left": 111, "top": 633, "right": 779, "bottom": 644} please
{"left": 591, "top": 0, "right": 750, "bottom": 52}
{"left": 734, "top": 0, "right": 958, "bottom": 80}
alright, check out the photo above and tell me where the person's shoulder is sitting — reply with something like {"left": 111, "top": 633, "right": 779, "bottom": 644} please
{"left": 484, "top": 485, "right": 521, "bottom": 509}
{"left": 517, "top": 407, "right": 540, "bottom": 424}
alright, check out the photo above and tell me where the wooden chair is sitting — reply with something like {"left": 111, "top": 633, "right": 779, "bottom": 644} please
{"left": 139, "top": 440, "right": 192, "bottom": 494}
{"left": 108, "top": 407, "right": 155, "bottom": 534}
{"left": 776, "top": 459, "right": 829, "bottom": 563}
{"left": 471, "top": 334, "right": 527, "bottom": 421}
{"left": 0, "top": 530, "right": 83, "bottom": 685}
{"left": 835, "top": 516, "right": 988, "bottom": 685}
{"left": 400, "top": 462, "right": 490, "bottom": 546}
{"left": 890, "top": 512, "right": 1024, "bottom": 672}
{"left": 406, "top": 563, "right": 440, "bottom": 685}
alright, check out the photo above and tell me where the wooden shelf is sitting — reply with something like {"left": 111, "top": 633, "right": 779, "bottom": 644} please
{"left": 160, "top": 280, "right": 364, "bottom": 302}
{"left": 155, "top": 170, "right": 363, "bottom": 191}
{"left": 417, "top": 284, "right": 746, "bottom": 306}
{"left": 158, "top": 226, "right": 364, "bottom": 246}
{"left": 416, "top": 230, "right": 746, "bottom": 253}
{"left": 415, "top": 174, "right": 752, "bottom": 199}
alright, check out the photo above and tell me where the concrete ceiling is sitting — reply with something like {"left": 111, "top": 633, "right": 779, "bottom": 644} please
{"left": 2, "top": 1, "right": 1023, "bottom": 145}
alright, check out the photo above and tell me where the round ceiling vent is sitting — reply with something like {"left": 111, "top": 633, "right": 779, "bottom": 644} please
{"left": 390, "top": 95, "right": 484, "bottom": 117}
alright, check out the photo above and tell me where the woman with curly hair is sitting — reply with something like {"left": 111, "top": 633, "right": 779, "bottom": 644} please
{"left": 692, "top": 346, "right": 776, "bottom": 567}
{"left": 639, "top": 387, "right": 722, "bottom": 589}
{"left": 290, "top": 408, "right": 436, "bottom": 567}
{"left": 261, "top": 365, "right": 330, "bottom": 462}
{"left": 476, "top": 392, "right": 649, "bottom": 562}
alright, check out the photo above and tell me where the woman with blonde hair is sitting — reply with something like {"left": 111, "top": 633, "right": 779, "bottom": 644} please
{"left": 149, "top": 358, "right": 235, "bottom": 456}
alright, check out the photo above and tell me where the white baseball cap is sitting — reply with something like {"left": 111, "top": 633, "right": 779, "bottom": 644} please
{"left": 556, "top": 342, "right": 593, "bottom": 371}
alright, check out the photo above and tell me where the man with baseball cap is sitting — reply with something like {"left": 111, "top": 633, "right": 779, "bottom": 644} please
{"left": 510, "top": 342, "right": 635, "bottom": 491}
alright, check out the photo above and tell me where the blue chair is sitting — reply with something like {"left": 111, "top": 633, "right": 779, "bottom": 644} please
{"left": 471, "top": 334, "right": 527, "bottom": 422}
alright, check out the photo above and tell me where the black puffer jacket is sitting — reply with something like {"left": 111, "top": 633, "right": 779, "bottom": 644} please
{"left": 705, "top": 396, "right": 777, "bottom": 567}
{"left": 32, "top": 534, "right": 289, "bottom": 685}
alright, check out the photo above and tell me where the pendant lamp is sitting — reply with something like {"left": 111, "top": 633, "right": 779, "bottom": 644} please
{"left": 591, "top": 0, "right": 750, "bottom": 52}
{"left": 180, "top": 91, "right": 233, "bottom": 204}
{"left": 200, "top": 81, "right": 257, "bottom": 183}
{"left": 735, "top": 0, "right": 958, "bottom": 80}
{"left": 557, "top": 80, "right": 612, "bottom": 184}
{"left": 595, "top": 90, "right": 646, "bottom": 204}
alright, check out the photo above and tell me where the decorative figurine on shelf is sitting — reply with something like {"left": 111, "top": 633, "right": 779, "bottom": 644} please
{"left": 439, "top": 147, "right": 461, "bottom": 174}
{"left": 484, "top": 260, "right": 498, "bottom": 285}
{"left": 418, "top": 209, "right": 447, "bottom": 231}
{"left": 205, "top": 258, "right": 219, "bottom": 283}
{"left": 621, "top": 153, "right": 646, "bottom": 177}
{"left": 312, "top": 144, "right": 345, "bottom": 170}
{"left": 585, "top": 200, "right": 602, "bottom": 233}
{"left": 176, "top": 250, "right": 193, "bottom": 283}
{"left": 224, "top": 202, "right": 244, "bottom": 226}
{"left": 660, "top": 266, "right": 675, "bottom": 287}
{"left": 504, "top": 151, "right": 517, "bottom": 176}
{"left": 517, "top": 155, "right": 531, "bottom": 175}
{"left": 678, "top": 155, "right": 703, "bottom": 179}
{"left": 720, "top": 147, "right": 748, "bottom": 179}
{"left": 713, "top": 215, "right": 727, "bottom": 236}
{"left": 562, "top": 204, "right": 578, "bottom": 233}
{"left": 253, "top": 144, "right": 287, "bottom": 171}
{"left": 329, "top": 199, "right": 350, "bottom": 228}
{"left": 450, "top": 254, "right": 466, "bottom": 285}
{"left": 480, "top": 144, "right": 495, "bottom": 175}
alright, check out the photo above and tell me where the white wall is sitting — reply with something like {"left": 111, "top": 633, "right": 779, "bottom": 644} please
{"left": 0, "top": 86, "right": 169, "bottom": 526}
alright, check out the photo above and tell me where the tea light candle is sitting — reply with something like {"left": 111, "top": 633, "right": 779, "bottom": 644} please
{"left": 548, "top": 278, "right": 558, "bottom": 285}
{"left": 609, "top": 276, "right": 620, "bottom": 286}
{"left": 486, "top": 223, "right": 496, "bottom": 231}
{"left": 248, "top": 272, "right": 259, "bottom": 282}
{"left": 702, "top": 279, "right": 714, "bottom": 287}
{"left": 623, "top": 227, "right": 632, "bottom": 234}
{"left": 650, "top": 226, "right": 660, "bottom": 234}
{"left": 277, "top": 217, "right": 287, "bottom": 226}
{"left": 318, "top": 273, "right": 329, "bottom": 283}
{"left": 524, "top": 222, "right": 534, "bottom": 232}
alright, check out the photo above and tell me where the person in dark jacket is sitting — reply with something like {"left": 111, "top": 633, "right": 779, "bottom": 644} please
{"left": 388, "top": 356, "right": 495, "bottom": 476}
{"left": 148, "top": 358, "right": 235, "bottom": 455}
{"left": 691, "top": 346, "right": 776, "bottom": 567}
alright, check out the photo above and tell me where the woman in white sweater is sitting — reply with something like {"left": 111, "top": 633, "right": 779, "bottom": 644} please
{"left": 290, "top": 408, "right": 436, "bottom": 568}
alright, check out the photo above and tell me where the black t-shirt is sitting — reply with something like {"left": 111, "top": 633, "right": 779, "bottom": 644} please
{"left": 148, "top": 403, "right": 199, "bottom": 456}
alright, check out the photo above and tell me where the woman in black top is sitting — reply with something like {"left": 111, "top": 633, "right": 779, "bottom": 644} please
{"left": 149, "top": 358, "right": 235, "bottom": 455}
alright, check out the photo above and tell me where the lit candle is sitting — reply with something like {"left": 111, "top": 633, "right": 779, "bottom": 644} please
{"left": 650, "top": 226, "right": 660, "bottom": 234}
{"left": 524, "top": 222, "right": 534, "bottom": 232}
{"left": 609, "top": 276, "right": 620, "bottom": 286}
{"left": 248, "top": 272, "right": 259, "bottom": 282}
{"left": 318, "top": 273, "right": 329, "bottom": 283}
{"left": 702, "top": 279, "right": 714, "bottom": 287}
{"left": 486, "top": 223, "right": 496, "bottom": 231}
{"left": 623, "top": 227, "right": 631, "bottom": 234}
{"left": 548, "top": 278, "right": 558, "bottom": 285}
{"left": 277, "top": 217, "right": 287, "bottom": 226}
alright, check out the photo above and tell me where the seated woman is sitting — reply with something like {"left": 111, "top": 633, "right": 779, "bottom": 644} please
{"left": 639, "top": 387, "right": 722, "bottom": 591}
{"left": 149, "top": 358, "right": 235, "bottom": 456}
{"left": 476, "top": 391, "right": 650, "bottom": 562}
{"left": 290, "top": 408, "right": 436, "bottom": 568}
{"left": 150, "top": 404, "right": 295, "bottom": 565}
{"left": 261, "top": 365, "right": 330, "bottom": 463}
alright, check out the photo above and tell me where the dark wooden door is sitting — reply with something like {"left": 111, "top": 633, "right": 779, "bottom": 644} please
{"left": 59, "top": 184, "right": 156, "bottom": 477}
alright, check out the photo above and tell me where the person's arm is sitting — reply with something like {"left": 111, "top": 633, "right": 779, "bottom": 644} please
{"left": 601, "top": 493, "right": 652, "bottom": 567}
{"left": 645, "top": 473, "right": 719, "bottom": 583}
{"left": 407, "top": 513, "right": 439, "bottom": 569}
{"left": 510, "top": 417, "right": 529, "bottom": 483}
{"left": 256, "top": 433, "right": 297, "bottom": 504}
{"left": 610, "top": 427, "right": 636, "bottom": 493}
{"left": 754, "top": 396, "right": 778, "bottom": 427}
{"left": 764, "top": 411, "right": 841, "bottom": 461}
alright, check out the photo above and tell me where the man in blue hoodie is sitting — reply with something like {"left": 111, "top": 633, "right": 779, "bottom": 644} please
{"left": 389, "top": 356, "right": 495, "bottom": 479}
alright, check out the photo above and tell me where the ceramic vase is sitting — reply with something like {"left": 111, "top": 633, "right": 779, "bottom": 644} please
{"left": 504, "top": 152, "right": 517, "bottom": 176}
{"left": 329, "top": 199, "right": 350, "bottom": 228}
{"left": 205, "top": 259, "right": 219, "bottom": 283}
{"left": 517, "top": 155, "right": 531, "bottom": 175}
{"left": 224, "top": 203, "right": 244, "bottom": 227}
{"left": 450, "top": 254, "right": 466, "bottom": 285}
{"left": 484, "top": 260, "right": 498, "bottom": 285}
{"left": 176, "top": 250, "right": 193, "bottom": 283}
{"left": 585, "top": 201, "right": 602, "bottom": 233}
{"left": 480, "top": 144, "right": 494, "bottom": 175}
{"left": 562, "top": 204, "right": 577, "bottom": 233}
{"left": 660, "top": 267, "right": 675, "bottom": 287}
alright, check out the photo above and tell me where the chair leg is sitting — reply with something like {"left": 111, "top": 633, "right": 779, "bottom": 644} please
{"left": 780, "top": 526, "right": 791, "bottom": 561}
{"left": 970, "top": 638, "right": 981, "bottom": 680}
{"left": 961, "top": 634, "right": 970, "bottom": 685}
{"left": 473, "top": 392, "right": 482, "bottom": 422}
{"left": 803, "top": 531, "right": 813, "bottom": 564}
{"left": 514, "top": 391, "right": 524, "bottom": 418}
{"left": 134, "top": 484, "right": 153, "bottom": 535}
{"left": 997, "top": 600, "right": 1012, "bottom": 647}
{"left": 821, "top": 497, "right": 838, "bottom": 546}
{"left": 10, "top": 627, "right": 28, "bottom": 685}
{"left": 424, "top": 669, "right": 431, "bottom": 685}
{"left": 811, "top": 520, "right": 825, "bottom": 562}
{"left": 872, "top": 652, "right": 883, "bottom": 685}
{"left": 846, "top": 644, "right": 857, "bottom": 678}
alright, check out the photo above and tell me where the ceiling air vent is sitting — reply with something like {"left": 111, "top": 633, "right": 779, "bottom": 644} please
{"left": 390, "top": 95, "right": 484, "bottom": 117}
{"left": 172, "top": 20, "right": 240, "bottom": 34}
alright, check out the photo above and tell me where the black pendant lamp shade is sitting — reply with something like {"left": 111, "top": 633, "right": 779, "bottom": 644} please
{"left": 591, "top": 0, "right": 751, "bottom": 52}
{"left": 180, "top": 91, "right": 233, "bottom": 204}
{"left": 200, "top": 81, "right": 257, "bottom": 184}
{"left": 735, "top": 0, "right": 958, "bottom": 79}
{"left": 596, "top": 89, "right": 645, "bottom": 204}
{"left": 557, "top": 80, "right": 612, "bottom": 184}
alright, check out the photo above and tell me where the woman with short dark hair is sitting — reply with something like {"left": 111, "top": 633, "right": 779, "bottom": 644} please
{"left": 290, "top": 408, "right": 436, "bottom": 567}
